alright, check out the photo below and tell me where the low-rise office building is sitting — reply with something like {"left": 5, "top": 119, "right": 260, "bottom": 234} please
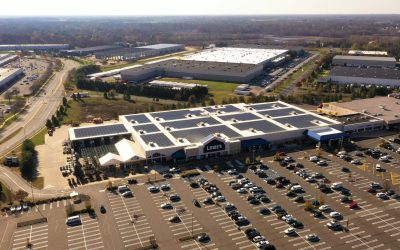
{"left": 68, "top": 101, "right": 344, "bottom": 166}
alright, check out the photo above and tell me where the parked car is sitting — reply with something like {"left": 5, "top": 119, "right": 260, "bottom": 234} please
{"left": 306, "top": 234, "right": 320, "bottom": 242}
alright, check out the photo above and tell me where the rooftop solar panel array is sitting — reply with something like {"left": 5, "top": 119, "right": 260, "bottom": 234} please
{"left": 161, "top": 117, "right": 220, "bottom": 130}
{"left": 274, "top": 114, "right": 331, "bottom": 128}
{"left": 132, "top": 124, "right": 160, "bottom": 133}
{"left": 141, "top": 133, "right": 174, "bottom": 147}
{"left": 248, "top": 102, "right": 289, "bottom": 111}
{"left": 203, "top": 105, "right": 241, "bottom": 114}
{"left": 258, "top": 108, "right": 305, "bottom": 118}
{"left": 74, "top": 124, "right": 129, "bottom": 139}
{"left": 151, "top": 109, "right": 204, "bottom": 121}
{"left": 232, "top": 120, "right": 285, "bottom": 133}
{"left": 217, "top": 112, "right": 261, "bottom": 122}
{"left": 170, "top": 125, "right": 241, "bottom": 143}
{"left": 124, "top": 114, "right": 151, "bottom": 124}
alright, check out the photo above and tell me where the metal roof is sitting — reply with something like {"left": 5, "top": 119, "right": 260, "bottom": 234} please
{"left": 133, "top": 124, "right": 160, "bottom": 133}
{"left": 124, "top": 114, "right": 151, "bottom": 124}
{"left": 258, "top": 108, "right": 305, "bottom": 118}
{"left": 274, "top": 114, "right": 332, "bottom": 129}
{"left": 161, "top": 117, "right": 220, "bottom": 130}
{"left": 217, "top": 112, "right": 260, "bottom": 121}
{"left": 135, "top": 44, "right": 183, "bottom": 50}
{"left": 151, "top": 109, "right": 204, "bottom": 121}
{"left": 141, "top": 133, "right": 174, "bottom": 147}
{"left": 232, "top": 120, "right": 284, "bottom": 133}
{"left": 170, "top": 125, "right": 241, "bottom": 143}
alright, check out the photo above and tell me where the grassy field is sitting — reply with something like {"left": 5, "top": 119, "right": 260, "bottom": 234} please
{"left": 0, "top": 181, "right": 13, "bottom": 207}
{"left": 161, "top": 77, "right": 239, "bottom": 103}
{"left": 63, "top": 97, "right": 170, "bottom": 124}
{"left": 31, "top": 127, "right": 47, "bottom": 146}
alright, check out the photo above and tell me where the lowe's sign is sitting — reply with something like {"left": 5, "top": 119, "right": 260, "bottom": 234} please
{"left": 204, "top": 140, "right": 225, "bottom": 153}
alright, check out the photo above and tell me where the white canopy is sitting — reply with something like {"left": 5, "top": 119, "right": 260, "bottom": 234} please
{"left": 115, "top": 139, "right": 143, "bottom": 162}
{"left": 99, "top": 152, "right": 122, "bottom": 166}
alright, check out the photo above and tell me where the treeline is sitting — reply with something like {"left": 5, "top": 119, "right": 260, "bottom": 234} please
{"left": 75, "top": 64, "right": 101, "bottom": 81}
{"left": 76, "top": 79, "right": 209, "bottom": 101}
{"left": 29, "top": 62, "right": 54, "bottom": 95}
{"left": 20, "top": 139, "right": 37, "bottom": 180}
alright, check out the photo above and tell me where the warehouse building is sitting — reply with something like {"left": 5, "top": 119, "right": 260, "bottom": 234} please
{"left": 0, "top": 68, "right": 24, "bottom": 92}
{"left": 94, "top": 44, "right": 184, "bottom": 60}
{"left": 61, "top": 45, "right": 123, "bottom": 56}
{"left": 0, "top": 54, "right": 19, "bottom": 67}
{"left": 185, "top": 47, "right": 288, "bottom": 68}
{"left": 0, "top": 44, "right": 69, "bottom": 51}
{"left": 328, "top": 66, "right": 400, "bottom": 87}
{"left": 348, "top": 50, "right": 388, "bottom": 56}
{"left": 68, "top": 101, "right": 344, "bottom": 166}
{"left": 120, "top": 59, "right": 263, "bottom": 83}
{"left": 332, "top": 55, "right": 396, "bottom": 68}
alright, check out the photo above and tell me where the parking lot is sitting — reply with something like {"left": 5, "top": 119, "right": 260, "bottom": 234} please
{"left": 2, "top": 140, "right": 400, "bottom": 250}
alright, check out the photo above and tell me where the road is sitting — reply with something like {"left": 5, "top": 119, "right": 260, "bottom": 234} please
{"left": 0, "top": 59, "right": 78, "bottom": 197}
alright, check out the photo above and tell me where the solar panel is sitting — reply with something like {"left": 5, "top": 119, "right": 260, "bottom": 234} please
{"left": 74, "top": 124, "right": 129, "bottom": 139}
{"left": 258, "top": 108, "right": 304, "bottom": 118}
{"left": 133, "top": 124, "right": 160, "bottom": 133}
{"left": 249, "top": 102, "right": 289, "bottom": 110}
{"left": 232, "top": 120, "right": 284, "bottom": 133}
{"left": 123, "top": 114, "right": 151, "bottom": 124}
{"left": 203, "top": 104, "right": 240, "bottom": 114}
{"left": 170, "top": 125, "right": 241, "bottom": 143}
{"left": 274, "top": 114, "right": 331, "bottom": 128}
{"left": 218, "top": 112, "right": 261, "bottom": 121}
{"left": 151, "top": 109, "right": 204, "bottom": 121}
{"left": 141, "top": 133, "right": 174, "bottom": 147}
{"left": 161, "top": 117, "right": 220, "bottom": 129}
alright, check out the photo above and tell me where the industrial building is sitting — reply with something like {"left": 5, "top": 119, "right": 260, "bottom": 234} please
{"left": 61, "top": 45, "right": 123, "bottom": 56}
{"left": 0, "top": 68, "right": 24, "bottom": 92}
{"left": 120, "top": 59, "right": 263, "bottom": 83}
{"left": 68, "top": 101, "right": 345, "bottom": 166}
{"left": 0, "top": 54, "right": 19, "bottom": 67}
{"left": 148, "top": 80, "right": 204, "bottom": 90}
{"left": 328, "top": 66, "right": 400, "bottom": 87}
{"left": 94, "top": 44, "right": 184, "bottom": 61}
{"left": 0, "top": 44, "right": 69, "bottom": 51}
{"left": 332, "top": 55, "right": 397, "bottom": 68}
{"left": 120, "top": 47, "right": 288, "bottom": 83}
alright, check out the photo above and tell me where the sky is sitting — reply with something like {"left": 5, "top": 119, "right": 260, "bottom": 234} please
{"left": 1, "top": 0, "right": 400, "bottom": 16}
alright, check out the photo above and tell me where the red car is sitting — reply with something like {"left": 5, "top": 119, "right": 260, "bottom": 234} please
{"left": 348, "top": 202, "right": 358, "bottom": 209}
{"left": 277, "top": 152, "right": 286, "bottom": 156}
{"left": 367, "top": 188, "right": 377, "bottom": 194}
{"left": 276, "top": 183, "right": 284, "bottom": 189}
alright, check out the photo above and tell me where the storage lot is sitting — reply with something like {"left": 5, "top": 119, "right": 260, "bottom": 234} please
{"left": 1, "top": 142, "right": 400, "bottom": 250}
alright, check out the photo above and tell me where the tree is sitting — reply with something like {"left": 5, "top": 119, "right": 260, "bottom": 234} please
{"left": 108, "top": 89, "right": 116, "bottom": 99}
{"left": 20, "top": 140, "right": 36, "bottom": 180}
{"left": 103, "top": 91, "right": 108, "bottom": 99}
{"left": 45, "top": 119, "right": 53, "bottom": 129}
{"left": 51, "top": 115, "right": 60, "bottom": 127}
{"left": 245, "top": 157, "right": 251, "bottom": 165}
{"left": 59, "top": 105, "right": 65, "bottom": 115}
{"left": 14, "top": 190, "right": 28, "bottom": 201}
{"left": 62, "top": 97, "right": 68, "bottom": 106}
{"left": 188, "top": 95, "right": 196, "bottom": 104}
{"left": 4, "top": 91, "right": 12, "bottom": 104}
{"left": 208, "top": 98, "right": 216, "bottom": 106}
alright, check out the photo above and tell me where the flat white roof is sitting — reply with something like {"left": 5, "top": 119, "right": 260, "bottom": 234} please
{"left": 0, "top": 68, "right": 22, "bottom": 81}
{"left": 184, "top": 47, "right": 288, "bottom": 65}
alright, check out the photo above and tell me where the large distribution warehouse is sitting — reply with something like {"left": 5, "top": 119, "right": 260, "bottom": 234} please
{"left": 0, "top": 44, "right": 69, "bottom": 51}
{"left": 120, "top": 47, "right": 288, "bottom": 83}
{"left": 332, "top": 55, "right": 396, "bottom": 68}
{"left": 68, "top": 101, "right": 344, "bottom": 166}
{"left": 0, "top": 68, "right": 23, "bottom": 92}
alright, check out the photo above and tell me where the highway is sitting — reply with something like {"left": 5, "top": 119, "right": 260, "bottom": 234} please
{"left": 0, "top": 59, "right": 78, "bottom": 196}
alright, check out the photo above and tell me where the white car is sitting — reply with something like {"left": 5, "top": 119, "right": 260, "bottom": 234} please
{"left": 161, "top": 203, "right": 173, "bottom": 209}
{"left": 376, "top": 192, "right": 389, "bottom": 199}
{"left": 331, "top": 182, "right": 343, "bottom": 190}
{"left": 319, "top": 205, "right": 330, "bottom": 212}
{"left": 237, "top": 188, "right": 247, "bottom": 194}
{"left": 284, "top": 227, "right": 297, "bottom": 235}
{"left": 10, "top": 206, "right": 16, "bottom": 213}
{"left": 329, "top": 211, "right": 342, "bottom": 219}
{"left": 309, "top": 156, "right": 319, "bottom": 162}
{"left": 256, "top": 241, "right": 270, "bottom": 248}
{"left": 148, "top": 186, "right": 160, "bottom": 192}
{"left": 337, "top": 151, "right": 347, "bottom": 156}
{"left": 375, "top": 164, "right": 385, "bottom": 172}
{"left": 244, "top": 183, "right": 255, "bottom": 189}
{"left": 227, "top": 169, "right": 238, "bottom": 175}
{"left": 317, "top": 160, "right": 327, "bottom": 166}
{"left": 214, "top": 196, "right": 226, "bottom": 202}
{"left": 252, "top": 236, "right": 266, "bottom": 243}
{"left": 379, "top": 156, "right": 390, "bottom": 162}
{"left": 351, "top": 159, "right": 360, "bottom": 165}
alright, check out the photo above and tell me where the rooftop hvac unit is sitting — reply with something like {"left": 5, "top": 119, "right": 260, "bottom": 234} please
{"left": 155, "top": 117, "right": 160, "bottom": 121}
{"left": 231, "top": 119, "right": 238, "bottom": 123}
{"left": 165, "top": 126, "right": 171, "bottom": 131}
{"left": 177, "top": 138, "right": 185, "bottom": 143}
{"left": 139, "top": 130, "right": 145, "bottom": 134}
{"left": 265, "top": 115, "right": 271, "bottom": 118}
{"left": 290, "top": 111, "right": 298, "bottom": 115}
{"left": 272, "top": 104, "right": 278, "bottom": 108}
{"left": 285, "top": 123, "right": 292, "bottom": 128}
{"left": 149, "top": 142, "right": 156, "bottom": 147}
{"left": 130, "top": 120, "right": 137, "bottom": 124}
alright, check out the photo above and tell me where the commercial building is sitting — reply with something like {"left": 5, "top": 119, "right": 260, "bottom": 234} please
{"left": 348, "top": 50, "right": 388, "bottom": 56}
{"left": 120, "top": 59, "right": 263, "bottom": 83}
{"left": 148, "top": 80, "right": 204, "bottom": 90}
{"left": 0, "top": 54, "right": 19, "bottom": 67}
{"left": 0, "top": 44, "right": 69, "bottom": 51}
{"left": 332, "top": 55, "right": 396, "bottom": 68}
{"left": 94, "top": 44, "right": 184, "bottom": 61}
{"left": 68, "top": 101, "right": 344, "bottom": 166}
{"left": 328, "top": 66, "right": 400, "bottom": 87}
{"left": 0, "top": 68, "right": 24, "bottom": 92}
{"left": 61, "top": 45, "right": 123, "bottom": 56}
